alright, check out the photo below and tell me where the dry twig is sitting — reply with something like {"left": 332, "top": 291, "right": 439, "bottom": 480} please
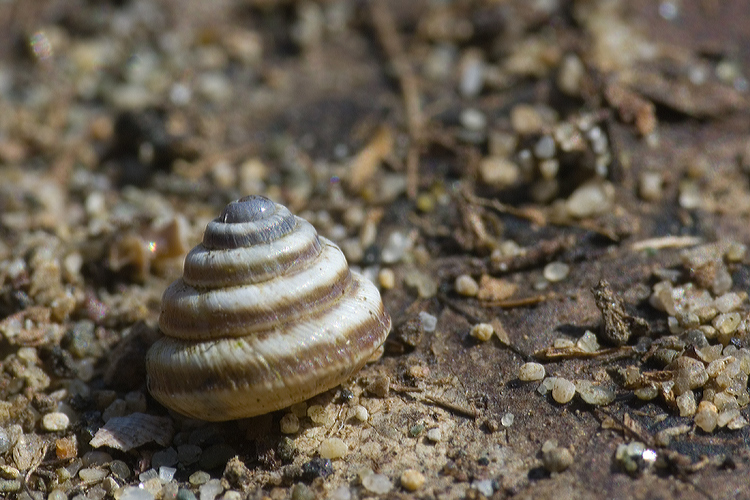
{"left": 369, "top": 0, "right": 424, "bottom": 199}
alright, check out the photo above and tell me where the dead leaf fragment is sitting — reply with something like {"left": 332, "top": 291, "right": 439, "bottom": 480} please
{"left": 90, "top": 413, "right": 173, "bottom": 451}
{"left": 347, "top": 126, "right": 394, "bottom": 192}
{"left": 477, "top": 275, "right": 517, "bottom": 302}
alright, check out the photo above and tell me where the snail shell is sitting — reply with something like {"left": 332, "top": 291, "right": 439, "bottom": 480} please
{"left": 145, "top": 196, "right": 391, "bottom": 421}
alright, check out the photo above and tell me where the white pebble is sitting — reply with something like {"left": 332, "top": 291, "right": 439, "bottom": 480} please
{"left": 418, "top": 312, "right": 438, "bottom": 332}
{"left": 565, "top": 181, "right": 614, "bottom": 218}
{"left": 79, "top": 467, "right": 107, "bottom": 483}
{"left": 319, "top": 438, "right": 347, "bottom": 459}
{"left": 329, "top": 485, "right": 352, "bottom": 500}
{"left": 501, "top": 413, "right": 515, "bottom": 427}
{"left": 575, "top": 380, "right": 615, "bottom": 406}
{"left": 307, "top": 405, "right": 334, "bottom": 426}
{"left": 42, "top": 412, "right": 70, "bottom": 432}
{"left": 714, "top": 292, "right": 743, "bottom": 313}
{"left": 426, "top": 428, "right": 442, "bottom": 442}
{"left": 362, "top": 473, "right": 393, "bottom": 495}
{"left": 470, "top": 323, "right": 494, "bottom": 342}
{"left": 199, "top": 478, "right": 223, "bottom": 500}
{"left": 518, "top": 362, "right": 545, "bottom": 381}
{"left": 455, "top": 274, "right": 479, "bottom": 297}
{"left": 552, "top": 378, "right": 576, "bottom": 404}
{"left": 350, "top": 405, "right": 369, "bottom": 422}
{"left": 119, "top": 486, "right": 155, "bottom": 500}
{"left": 158, "top": 466, "right": 176, "bottom": 483}
{"left": 460, "top": 108, "right": 487, "bottom": 132}
{"left": 381, "top": 231, "right": 410, "bottom": 264}
{"left": 543, "top": 262, "right": 570, "bottom": 282}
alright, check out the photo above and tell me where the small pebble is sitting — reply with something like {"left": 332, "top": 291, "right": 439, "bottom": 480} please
{"left": 307, "top": 405, "right": 334, "bottom": 426}
{"left": 177, "top": 489, "right": 197, "bottom": 500}
{"left": 473, "top": 479, "right": 495, "bottom": 497}
{"left": 418, "top": 312, "right": 438, "bottom": 332}
{"left": 291, "top": 483, "right": 316, "bottom": 500}
{"left": 79, "top": 468, "right": 107, "bottom": 483}
{"left": 565, "top": 181, "right": 614, "bottom": 218}
{"left": 42, "top": 412, "right": 70, "bottom": 432}
{"left": 400, "top": 469, "right": 425, "bottom": 491}
{"left": 300, "top": 458, "right": 333, "bottom": 481}
{"left": 534, "top": 135, "right": 556, "bottom": 159}
{"left": 381, "top": 231, "right": 410, "bottom": 264}
{"left": 714, "top": 292, "right": 743, "bottom": 313}
{"left": 470, "top": 323, "right": 494, "bottom": 341}
{"left": 280, "top": 413, "right": 300, "bottom": 434}
{"left": 501, "top": 413, "right": 515, "bottom": 427}
{"left": 519, "top": 362, "right": 546, "bottom": 381}
{"left": 318, "top": 438, "right": 347, "bottom": 459}
{"left": 350, "top": 405, "right": 369, "bottom": 422}
{"left": 541, "top": 440, "right": 574, "bottom": 473}
{"left": 460, "top": 108, "right": 487, "bottom": 132}
{"left": 139, "top": 469, "right": 159, "bottom": 483}
{"left": 575, "top": 381, "right": 615, "bottom": 406}
{"left": 366, "top": 376, "right": 390, "bottom": 398}
{"left": 120, "top": 486, "right": 155, "bottom": 500}
{"left": 479, "top": 157, "right": 520, "bottom": 188}
{"left": 189, "top": 471, "right": 210, "bottom": 486}
{"left": 159, "top": 466, "right": 176, "bottom": 483}
{"left": 378, "top": 268, "right": 396, "bottom": 290}
{"left": 576, "top": 330, "right": 600, "bottom": 352}
{"left": 725, "top": 242, "right": 747, "bottom": 262}
{"left": 48, "top": 489, "right": 68, "bottom": 500}
{"left": 328, "top": 485, "right": 352, "bottom": 500}
{"left": 0, "top": 465, "right": 19, "bottom": 479}
{"left": 455, "top": 274, "right": 479, "bottom": 297}
{"left": 543, "top": 262, "right": 570, "bottom": 282}
{"left": 109, "top": 460, "right": 131, "bottom": 480}
{"left": 694, "top": 401, "right": 718, "bottom": 433}
{"left": 639, "top": 172, "right": 663, "bottom": 201}
{"left": 199, "top": 478, "right": 223, "bottom": 500}
{"left": 426, "top": 428, "right": 442, "bottom": 442}
{"left": 551, "top": 378, "right": 576, "bottom": 404}
{"left": 362, "top": 473, "right": 393, "bottom": 495}
{"left": 713, "top": 312, "right": 742, "bottom": 336}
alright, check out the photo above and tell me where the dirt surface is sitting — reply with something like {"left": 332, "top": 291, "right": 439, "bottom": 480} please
{"left": 2, "top": 1, "right": 750, "bottom": 499}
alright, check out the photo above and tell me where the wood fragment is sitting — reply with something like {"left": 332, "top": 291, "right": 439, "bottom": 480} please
{"left": 630, "top": 235, "right": 703, "bottom": 251}
{"left": 422, "top": 394, "right": 478, "bottom": 419}
{"left": 534, "top": 345, "right": 630, "bottom": 361}
{"left": 463, "top": 191, "right": 547, "bottom": 226}
{"left": 490, "top": 235, "right": 576, "bottom": 274}
{"left": 369, "top": 0, "right": 424, "bottom": 199}
{"left": 480, "top": 294, "right": 553, "bottom": 308}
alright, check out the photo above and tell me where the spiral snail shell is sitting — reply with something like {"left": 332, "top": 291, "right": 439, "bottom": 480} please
{"left": 145, "top": 196, "right": 391, "bottom": 421}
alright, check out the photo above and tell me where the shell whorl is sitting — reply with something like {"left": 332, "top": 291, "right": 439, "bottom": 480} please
{"left": 145, "top": 196, "right": 391, "bottom": 421}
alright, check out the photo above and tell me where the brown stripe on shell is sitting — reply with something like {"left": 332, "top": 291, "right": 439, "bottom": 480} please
{"left": 146, "top": 275, "right": 390, "bottom": 420}
{"left": 202, "top": 200, "right": 297, "bottom": 250}
{"left": 182, "top": 222, "right": 322, "bottom": 288}
{"left": 158, "top": 242, "right": 352, "bottom": 340}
